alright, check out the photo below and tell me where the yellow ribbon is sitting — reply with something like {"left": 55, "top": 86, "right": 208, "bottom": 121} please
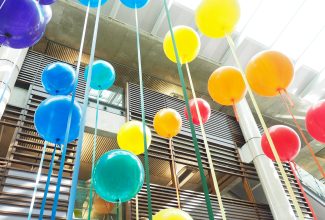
{"left": 226, "top": 35, "right": 304, "bottom": 220}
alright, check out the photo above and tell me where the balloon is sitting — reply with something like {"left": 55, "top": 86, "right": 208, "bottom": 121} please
{"left": 195, "top": 0, "right": 240, "bottom": 38}
{"left": 120, "top": 0, "right": 149, "bottom": 9}
{"left": 163, "top": 26, "right": 201, "bottom": 64}
{"left": 34, "top": 96, "right": 82, "bottom": 144}
{"left": 154, "top": 208, "right": 193, "bottom": 220}
{"left": 93, "top": 195, "right": 114, "bottom": 214}
{"left": 40, "top": 5, "right": 52, "bottom": 24}
{"left": 41, "top": 62, "right": 76, "bottom": 96}
{"left": 84, "top": 60, "right": 116, "bottom": 90}
{"left": 79, "top": 0, "right": 109, "bottom": 7}
{"left": 184, "top": 98, "right": 211, "bottom": 125}
{"left": 93, "top": 150, "right": 144, "bottom": 203}
{"left": 261, "top": 125, "right": 301, "bottom": 162}
{"left": 117, "top": 121, "right": 151, "bottom": 155}
{"left": 208, "top": 66, "right": 246, "bottom": 106}
{"left": 39, "top": 0, "right": 56, "bottom": 5}
{"left": 153, "top": 108, "right": 182, "bottom": 139}
{"left": 306, "top": 100, "right": 325, "bottom": 143}
{"left": 0, "top": 0, "right": 46, "bottom": 49}
{"left": 246, "top": 50, "right": 294, "bottom": 97}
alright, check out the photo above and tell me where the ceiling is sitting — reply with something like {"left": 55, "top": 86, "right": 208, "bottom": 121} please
{"left": 45, "top": 0, "right": 325, "bottom": 179}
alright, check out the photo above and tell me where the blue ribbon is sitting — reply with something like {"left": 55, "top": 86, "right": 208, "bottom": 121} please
{"left": 87, "top": 91, "right": 101, "bottom": 219}
{"left": 67, "top": 1, "right": 103, "bottom": 219}
{"left": 27, "top": 141, "right": 48, "bottom": 220}
{"left": 39, "top": 144, "right": 57, "bottom": 219}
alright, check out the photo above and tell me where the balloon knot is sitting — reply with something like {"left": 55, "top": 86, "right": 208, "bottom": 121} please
{"left": 4, "top": 32, "right": 12, "bottom": 38}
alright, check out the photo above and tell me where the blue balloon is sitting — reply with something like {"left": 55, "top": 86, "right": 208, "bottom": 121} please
{"left": 84, "top": 60, "right": 115, "bottom": 90}
{"left": 40, "top": 5, "right": 52, "bottom": 24}
{"left": 79, "top": 0, "right": 109, "bottom": 8}
{"left": 42, "top": 62, "right": 76, "bottom": 95}
{"left": 93, "top": 150, "right": 144, "bottom": 203}
{"left": 39, "top": 0, "right": 56, "bottom": 5}
{"left": 120, "top": 0, "right": 149, "bottom": 9}
{"left": 34, "top": 96, "right": 82, "bottom": 145}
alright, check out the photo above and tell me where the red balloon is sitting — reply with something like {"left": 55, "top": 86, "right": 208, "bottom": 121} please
{"left": 184, "top": 98, "right": 211, "bottom": 125}
{"left": 306, "top": 100, "right": 325, "bottom": 143}
{"left": 261, "top": 125, "right": 301, "bottom": 162}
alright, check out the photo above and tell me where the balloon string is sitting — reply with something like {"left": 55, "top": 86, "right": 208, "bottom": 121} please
{"left": 65, "top": 1, "right": 94, "bottom": 219}
{"left": 185, "top": 63, "right": 227, "bottom": 219}
{"left": 39, "top": 144, "right": 57, "bottom": 219}
{"left": 87, "top": 91, "right": 101, "bottom": 219}
{"left": 169, "top": 138, "right": 181, "bottom": 209}
{"left": 283, "top": 89, "right": 295, "bottom": 107}
{"left": 232, "top": 101, "right": 240, "bottom": 122}
{"left": 290, "top": 161, "right": 318, "bottom": 220}
{"left": 27, "top": 141, "right": 48, "bottom": 220}
{"left": 163, "top": 1, "right": 214, "bottom": 219}
{"left": 67, "top": 1, "right": 93, "bottom": 220}
{"left": 135, "top": 7, "right": 153, "bottom": 219}
{"left": 225, "top": 34, "right": 305, "bottom": 220}
{"left": 136, "top": 195, "right": 139, "bottom": 220}
{"left": 279, "top": 90, "right": 325, "bottom": 179}
{"left": 116, "top": 202, "right": 120, "bottom": 220}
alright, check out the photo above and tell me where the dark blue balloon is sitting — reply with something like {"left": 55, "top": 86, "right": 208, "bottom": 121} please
{"left": 40, "top": 5, "right": 52, "bottom": 24}
{"left": 34, "top": 96, "right": 82, "bottom": 145}
{"left": 84, "top": 60, "right": 115, "bottom": 90}
{"left": 79, "top": 0, "right": 109, "bottom": 8}
{"left": 42, "top": 62, "right": 76, "bottom": 95}
{"left": 39, "top": 0, "right": 56, "bottom": 5}
{"left": 0, "top": 0, "right": 46, "bottom": 49}
{"left": 120, "top": 0, "right": 149, "bottom": 9}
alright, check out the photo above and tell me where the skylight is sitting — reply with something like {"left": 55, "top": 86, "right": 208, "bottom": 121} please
{"left": 175, "top": 0, "right": 201, "bottom": 10}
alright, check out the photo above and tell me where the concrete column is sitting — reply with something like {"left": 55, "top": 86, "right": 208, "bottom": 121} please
{"left": 0, "top": 46, "right": 28, "bottom": 119}
{"left": 237, "top": 99, "right": 296, "bottom": 220}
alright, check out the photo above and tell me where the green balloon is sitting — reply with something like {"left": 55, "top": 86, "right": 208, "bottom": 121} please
{"left": 93, "top": 150, "right": 144, "bottom": 203}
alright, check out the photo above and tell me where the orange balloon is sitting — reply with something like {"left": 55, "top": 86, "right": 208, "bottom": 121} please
{"left": 208, "top": 66, "right": 246, "bottom": 106}
{"left": 246, "top": 50, "right": 294, "bottom": 97}
{"left": 93, "top": 195, "right": 114, "bottom": 215}
{"left": 153, "top": 108, "right": 182, "bottom": 138}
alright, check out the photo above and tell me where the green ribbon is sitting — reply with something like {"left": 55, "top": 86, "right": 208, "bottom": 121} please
{"left": 135, "top": 7, "right": 153, "bottom": 219}
{"left": 163, "top": 0, "right": 214, "bottom": 219}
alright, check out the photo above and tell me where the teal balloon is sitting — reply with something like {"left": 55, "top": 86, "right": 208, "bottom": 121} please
{"left": 84, "top": 60, "right": 116, "bottom": 90}
{"left": 41, "top": 62, "right": 76, "bottom": 95}
{"left": 34, "top": 96, "right": 82, "bottom": 144}
{"left": 93, "top": 150, "right": 144, "bottom": 203}
{"left": 79, "top": 0, "right": 109, "bottom": 8}
{"left": 120, "top": 0, "right": 149, "bottom": 9}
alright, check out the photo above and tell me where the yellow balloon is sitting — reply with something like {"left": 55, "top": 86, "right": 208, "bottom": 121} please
{"left": 208, "top": 66, "right": 246, "bottom": 106}
{"left": 163, "top": 25, "right": 201, "bottom": 64}
{"left": 117, "top": 121, "right": 151, "bottom": 155}
{"left": 153, "top": 108, "right": 182, "bottom": 139}
{"left": 195, "top": 0, "right": 240, "bottom": 38}
{"left": 246, "top": 50, "right": 294, "bottom": 97}
{"left": 154, "top": 208, "right": 193, "bottom": 220}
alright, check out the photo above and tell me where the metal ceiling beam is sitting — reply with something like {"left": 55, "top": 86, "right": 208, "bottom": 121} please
{"left": 151, "top": 0, "right": 173, "bottom": 35}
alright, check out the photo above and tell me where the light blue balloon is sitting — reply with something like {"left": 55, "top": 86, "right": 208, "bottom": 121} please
{"left": 120, "top": 0, "right": 149, "bottom": 9}
{"left": 34, "top": 96, "right": 82, "bottom": 145}
{"left": 42, "top": 62, "right": 76, "bottom": 96}
{"left": 93, "top": 150, "right": 144, "bottom": 203}
{"left": 84, "top": 60, "right": 116, "bottom": 90}
{"left": 79, "top": 0, "right": 109, "bottom": 8}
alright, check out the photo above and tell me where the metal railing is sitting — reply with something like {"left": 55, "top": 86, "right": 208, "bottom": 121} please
{"left": 295, "top": 165, "right": 325, "bottom": 203}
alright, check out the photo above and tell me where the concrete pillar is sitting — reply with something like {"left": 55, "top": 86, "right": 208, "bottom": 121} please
{"left": 0, "top": 46, "right": 28, "bottom": 119}
{"left": 237, "top": 99, "right": 296, "bottom": 220}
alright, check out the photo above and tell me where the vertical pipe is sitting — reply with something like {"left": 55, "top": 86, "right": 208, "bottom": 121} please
{"left": 236, "top": 99, "right": 296, "bottom": 219}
